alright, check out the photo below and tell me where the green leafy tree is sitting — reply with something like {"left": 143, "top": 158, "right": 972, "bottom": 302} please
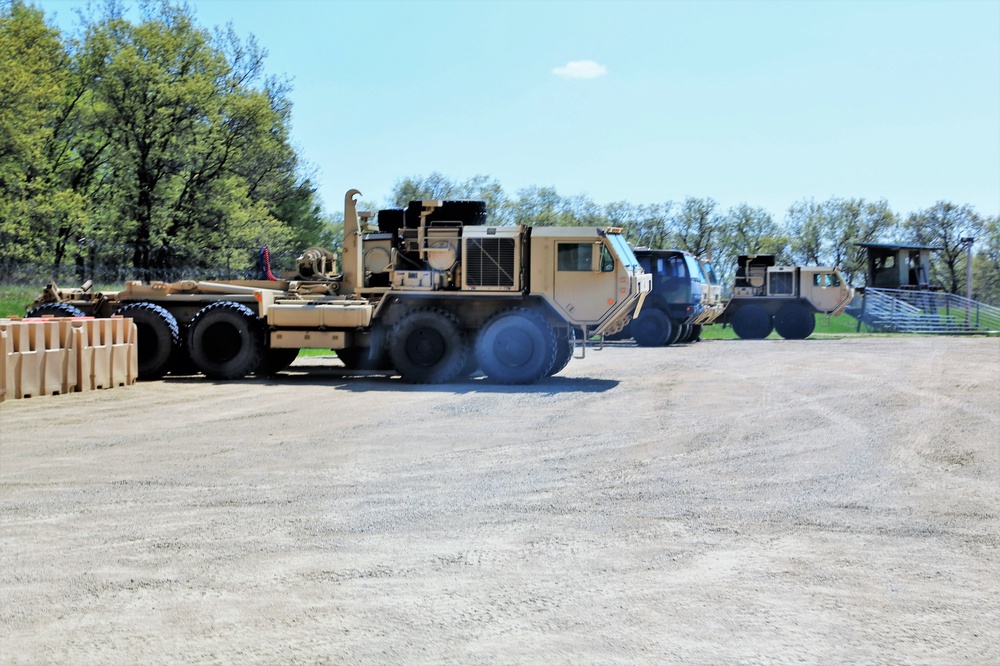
{"left": 0, "top": 1, "right": 84, "bottom": 275}
{"left": 787, "top": 198, "right": 897, "bottom": 285}
{"left": 972, "top": 215, "right": 1000, "bottom": 305}
{"left": 905, "top": 202, "right": 984, "bottom": 294}
{"left": 78, "top": 4, "right": 291, "bottom": 275}
{"left": 717, "top": 203, "right": 788, "bottom": 285}
{"left": 511, "top": 185, "right": 569, "bottom": 226}
{"left": 671, "top": 197, "right": 721, "bottom": 258}
{"left": 787, "top": 199, "right": 824, "bottom": 266}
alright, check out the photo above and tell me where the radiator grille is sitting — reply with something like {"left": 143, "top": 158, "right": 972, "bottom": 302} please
{"left": 769, "top": 272, "right": 795, "bottom": 295}
{"left": 465, "top": 237, "right": 516, "bottom": 287}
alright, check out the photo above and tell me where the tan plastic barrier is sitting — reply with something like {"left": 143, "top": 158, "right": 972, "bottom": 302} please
{"left": 0, "top": 316, "right": 138, "bottom": 402}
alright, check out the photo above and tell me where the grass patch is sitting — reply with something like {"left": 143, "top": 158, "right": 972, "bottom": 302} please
{"left": 0, "top": 285, "right": 42, "bottom": 318}
{"left": 700, "top": 313, "right": 860, "bottom": 340}
{"left": 299, "top": 348, "right": 336, "bottom": 357}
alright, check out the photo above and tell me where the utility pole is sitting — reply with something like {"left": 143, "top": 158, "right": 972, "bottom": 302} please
{"left": 960, "top": 237, "right": 975, "bottom": 301}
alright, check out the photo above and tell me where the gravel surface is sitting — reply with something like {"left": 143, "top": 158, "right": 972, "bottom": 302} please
{"left": 1, "top": 336, "right": 998, "bottom": 665}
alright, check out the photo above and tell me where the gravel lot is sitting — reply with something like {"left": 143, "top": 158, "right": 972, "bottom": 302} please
{"left": 1, "top": 335, "right": 998, "bottom": 665}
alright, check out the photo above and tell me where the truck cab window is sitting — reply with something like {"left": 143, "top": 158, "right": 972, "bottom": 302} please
{"left": 558, "top": 243, "right": 614, "bottom": 272}
{"left": 600, "top": 245, "right": 615, "bottom": 272}
{"left": 558, "top": 243, "right": 592, "bottom": 271}
{"left": 814, "top": 273, "right": 841, "bottom": 287}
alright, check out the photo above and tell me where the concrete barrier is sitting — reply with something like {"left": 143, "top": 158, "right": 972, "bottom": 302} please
{"left": 0, "top": 316, "right": 138, "bottom": 403}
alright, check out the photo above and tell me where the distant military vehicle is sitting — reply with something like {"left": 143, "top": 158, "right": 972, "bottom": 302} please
{"left": 718, "top": 254, "right": 854, "bottom": 339}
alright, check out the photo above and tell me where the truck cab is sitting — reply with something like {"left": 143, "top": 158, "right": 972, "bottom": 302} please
{"left": 609, "top": 248, "right": 705, "bottom": 346}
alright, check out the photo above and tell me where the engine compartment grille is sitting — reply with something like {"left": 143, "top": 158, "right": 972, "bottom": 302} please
{"left": 465, "top": 237, "right": 516, "bottom": 287}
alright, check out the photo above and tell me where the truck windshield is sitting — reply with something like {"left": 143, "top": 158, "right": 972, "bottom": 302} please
{"left": 606, "top": 233, "right": 640, "bottom": 271}
{"left": 684, "top": 255, "right": 703, "bottom": 282}
{"left": 701, "top": 261, "right": 719, "bottom": 285}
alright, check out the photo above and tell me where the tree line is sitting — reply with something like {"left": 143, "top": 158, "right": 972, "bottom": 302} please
{"left": 0, "top": 0, "right": 333, "bottom": 284}
{"left": 2, "top": 2, "right": 998, "bottom": 305}
{"left": 383, "top": 174, "right": 1000, "bottom": 305}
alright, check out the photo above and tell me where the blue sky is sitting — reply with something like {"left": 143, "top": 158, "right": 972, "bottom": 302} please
{"left": 36, "top": 0, "right": 1000, "bottom": 218}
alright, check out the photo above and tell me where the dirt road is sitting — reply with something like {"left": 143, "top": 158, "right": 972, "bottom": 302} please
{"left": 1, "top": 336, "right": 998, "bottom": 664}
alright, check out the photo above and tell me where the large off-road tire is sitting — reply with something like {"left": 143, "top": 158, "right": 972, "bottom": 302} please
{"left": 683, "top": 324, "right": 703, "bottom": 343}
{"left": 187, "top": 301, "right": 264, "bottom": 380}
{"left": 666, "top": 319, "right": 684, "bottom": 346}
{"left": 257, "top": 348, "right": 300, "bottom": 376}
{"left": 731, "top": 304, "right": 774, "bottom": 340}
{"left": 773, "top": 302, "right": 816, "bottom": 340}
{"left": 388, "top": 308, "right": 468, "bottom": 384}
{"left": 475, "top": 308, "right": 557, "bottom": 385}
{"left": 631, "top": 308, "right": 672, "bottom": 347}
{"left": 548, "top": 327, "right": 576, "bottom": 376}
{"left": 26, "top": 302, "right": 87, "bottom": 318}
{"left": 113, "top": 302, "right": 180, "bottom": 380}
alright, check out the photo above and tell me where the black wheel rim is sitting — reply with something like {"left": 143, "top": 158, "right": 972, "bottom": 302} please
{"left": 405, "top": 327, "right": 446, "bottom": 367}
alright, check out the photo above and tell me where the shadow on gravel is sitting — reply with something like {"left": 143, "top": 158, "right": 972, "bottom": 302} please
{"left": 164, "top": 365, "right": 619, "bottom": 394}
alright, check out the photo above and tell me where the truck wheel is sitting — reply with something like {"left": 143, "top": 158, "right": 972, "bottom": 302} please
{"left": 257, "top": 348, "right": 300, "bottom": 376}
{"left": 187, "top": 301, "right": 264, "bottom": 380}
{"left": 774, "top": 303, "right": 816, "bottom": 340}
{"left": 26, "top": 302, "right": 87, "bottom": 318}
{"left": 389, "top": 308, "right": 468, "bottom": 384}
{"left": 548, "top": 327, "right": 576, "bottom": 376}
{"left": 668, "top": 321, "right": 686, "bottom": 346}
{"left": 685, "top": 324, "right": 703, "bottom": 343}
{"left": 476, "top": 308, "right": 556, "bottom": 385}
{"left": 631, "top": 308, "right": 672, "bottom": 347}
{"left": 114, "top": 302, "right": 180, "bottom": 380}
{"left": 731, "top": 304, "right": 773, "bottom": 339}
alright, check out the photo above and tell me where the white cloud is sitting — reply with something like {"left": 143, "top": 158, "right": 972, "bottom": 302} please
{"left": 552, "top": 60, "right": 608, "bottom": 79}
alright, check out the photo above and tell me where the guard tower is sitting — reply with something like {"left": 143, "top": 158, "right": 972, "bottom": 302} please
{"left": 849, "top": 242, "right": 1000, "bottom": 334}
{"left": 855, "top": 242, "right": 939, "bottom": 290}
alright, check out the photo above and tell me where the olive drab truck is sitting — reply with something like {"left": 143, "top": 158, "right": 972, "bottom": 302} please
{"left": 28, "top": 190, "right": 651, "bottom": 384}
{"left": 609, "top": 249, "right": 724, "bottom": 346}
{"left": 719, "top": 254, "right": 854, "bottom": 339}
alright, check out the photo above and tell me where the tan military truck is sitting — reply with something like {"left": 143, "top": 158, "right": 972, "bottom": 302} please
{"left": 719, "top": 254, "right": 854, "bottom": 339}
{"left": 29, "top": 190, "right": 650, "bottom": 384}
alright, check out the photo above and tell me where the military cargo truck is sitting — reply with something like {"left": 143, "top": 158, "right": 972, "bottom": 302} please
{"left": 608, "top": 249, "right": 711, "bottom": 346}
{"left": 718, "top": 254, "right": 854, "bottom": 339}
{"left": 29, "top": 190, "right": 651, "bottom": 384}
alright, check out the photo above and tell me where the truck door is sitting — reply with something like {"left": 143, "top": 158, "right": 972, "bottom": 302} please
{"left": 551, "top": 241, "right": 619, "bottom": 322}
{"left": 806, "top": 271, "right": 849, "bottom": 312}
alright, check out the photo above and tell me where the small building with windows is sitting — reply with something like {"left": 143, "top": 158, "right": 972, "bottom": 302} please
{"left": 855, "top": 242, "right": 940, "bottom": 290}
